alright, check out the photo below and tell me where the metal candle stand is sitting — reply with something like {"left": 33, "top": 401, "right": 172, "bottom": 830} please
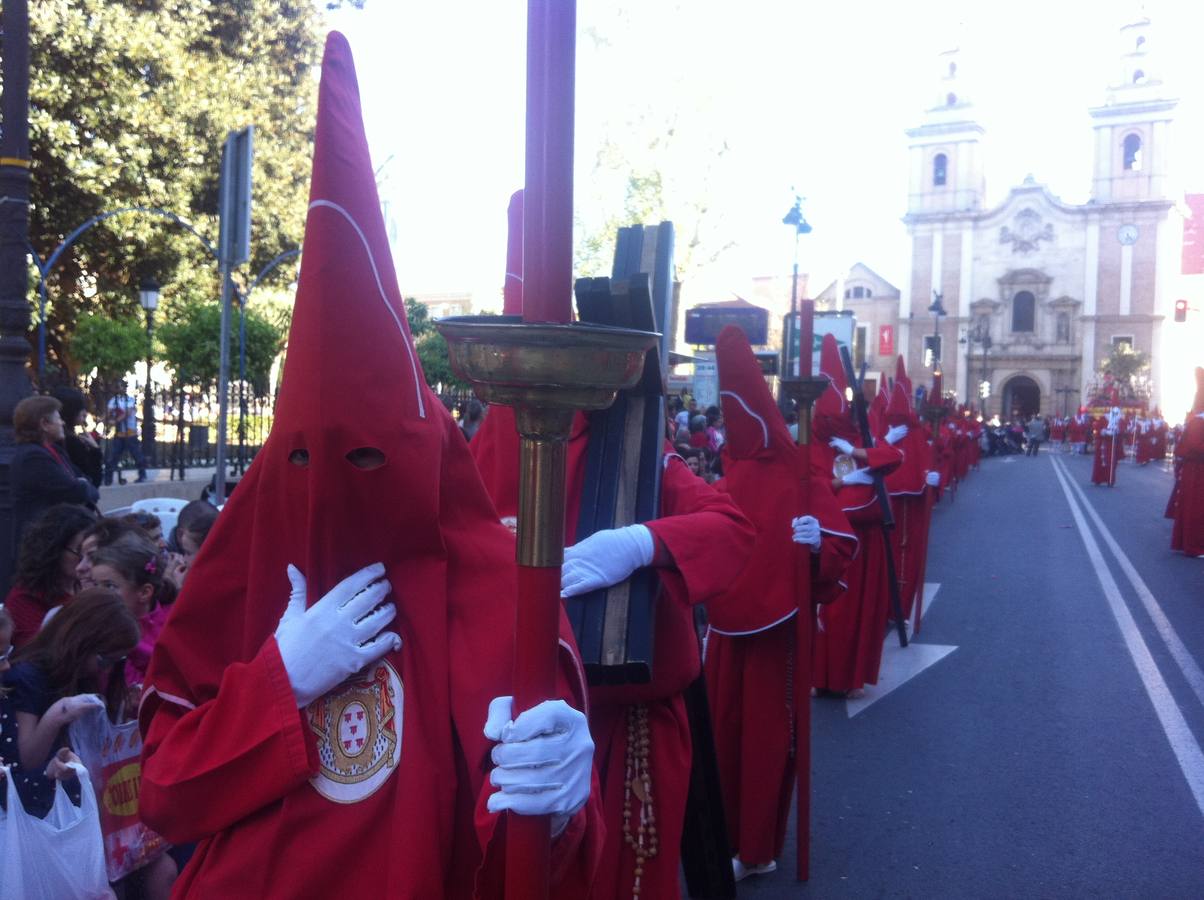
{"left": 779, "top": 374, "right": 827, "bottom": 883}
{"left": 436, "top": 315, "right": 657, "bottom": 900}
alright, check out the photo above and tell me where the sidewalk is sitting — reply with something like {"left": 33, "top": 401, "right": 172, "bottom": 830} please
{"left": 98, "top": 468, "right": 213, "bottom": 513}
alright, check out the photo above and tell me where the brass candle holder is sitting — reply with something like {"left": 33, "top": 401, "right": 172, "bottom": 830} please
{"left": 780, "top": 376, "right": 830, "bottom": 447}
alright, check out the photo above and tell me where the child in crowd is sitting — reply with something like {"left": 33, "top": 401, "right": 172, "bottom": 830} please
{"left": 4, "top": 504, "right": 95, "bottom": 648}
{"left": 87, "top": 536, "right": 177, "bottom": 687}
{"left": 5, "top": 590, "right": 139, "bottom": 815}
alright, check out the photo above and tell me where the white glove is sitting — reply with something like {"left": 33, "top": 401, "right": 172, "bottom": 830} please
{"left": 53, "top": 694, "right": 105, "bottom": 724}
{"left": 885, "top": 424, "right": 909, "bottom": 445}
{"left": 829, "top": 437, "right": 855, "bottom": 456}
{"left": 484, "top": 696, "right": 594, "bottom": 837}
{"left": 791, "top": 515, "right": 822, "bottom": 553}
{"left": 925, "top": 470, "right": 940, "bottom": 487}
{"left": 561, "top": 524, "right": 654, "bottom": 598}
{"left": 274, "top": 563, "right": 401, "bottom": 708}
{"left": 841, "top": 467, "right": 874, "bottom": 486}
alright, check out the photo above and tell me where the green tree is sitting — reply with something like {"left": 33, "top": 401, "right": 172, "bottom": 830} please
{"left": 404, "top": 298, "right": 467, "bottom": 392}
{"left": 28, "top": 0, "right": 320, "bottom": 376}
{"left": 1101, "top": 344, "right": 1150, "bottom": 396}
{"left": 69, "top": 313, "right": 147, "bottom": 383}
{"left": 158, "top": 301, "right": 284, "bottom": 394}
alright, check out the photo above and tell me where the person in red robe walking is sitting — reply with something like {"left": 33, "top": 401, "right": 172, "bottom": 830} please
{"left": 1171, "top": 369, "right": 1204, "bottom": 557}
{"left": 883, "top": 357, "right": 938, "bottom": 625}
{"left": 138, "top": 35, "right": 602, "bottom": 899}
{"left": 703, "top": 326, "right": 856, "bottom": 881}
{"left": 469, "top": 280, "right": 754, "bottom": 898}
{"left": 1092, "top": 408, "right": 1122, "bottom": 487}
{"left": 811, "top": 336, "right": 903, "bottom": 697}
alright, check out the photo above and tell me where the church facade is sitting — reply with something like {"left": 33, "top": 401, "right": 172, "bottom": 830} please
{"left": 895, "top": 17, "right": 1181, "bottom": 418}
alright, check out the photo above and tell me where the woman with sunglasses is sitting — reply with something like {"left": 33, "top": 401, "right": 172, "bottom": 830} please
{"left": 4, "top": 589, "right": 138, "bottom": 816}
{"left": 4, "top": 503, "right": 96, "bottom": 649}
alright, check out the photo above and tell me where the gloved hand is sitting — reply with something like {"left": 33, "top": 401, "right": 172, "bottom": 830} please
{"left": 484, "top": 696, "right": 594, "bottom": 838}
{"left": 561, "top": 524, "right": 654, "bottom": 598}
{"left": 51, "top": 694, "right": 105, "bottom": 725}
{"left": 829, "top": 437, "right": 855, "bottom": 456}
{"left": 274, "top": 563, "right": 401, "bottom": 708}
{"left": 791, "top": 515, "right": 822, "bottom": 553}
{"left": 885, "top": 424, "right": 909, "bottom": 445}
{"left": 841, "top": 467, "right": 874, "bottom": 486}
{"left": 925, "top": 470, "right": 941, "bottom": 487}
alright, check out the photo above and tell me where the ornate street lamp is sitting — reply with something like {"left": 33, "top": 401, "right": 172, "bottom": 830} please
{"left": 138, "top": 277, "right": 160, "bottom": 467}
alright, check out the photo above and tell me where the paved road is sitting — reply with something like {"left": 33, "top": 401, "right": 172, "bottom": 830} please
{"left": 727, "top": 449, "right": 1204, "bottom": 899}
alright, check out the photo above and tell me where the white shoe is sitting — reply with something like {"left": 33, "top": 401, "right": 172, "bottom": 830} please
{"left": 732, "top": 857, "right": 777, "bottom": 882}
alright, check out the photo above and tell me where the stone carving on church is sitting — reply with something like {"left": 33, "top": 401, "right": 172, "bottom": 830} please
{"left": 999, "top": 208, "right": 1054, "bottom": 254}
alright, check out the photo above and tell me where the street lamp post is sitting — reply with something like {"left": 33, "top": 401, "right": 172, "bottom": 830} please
{"left": 960, "top": 321, "right": 992, "bottom": 412}
{"left": 138, "top": 278, "right": 160, "bottom": 467}
{"left": 781, "top": 195, "right": 812, "bottom": 398}
{"left": 928, "top": 290, "right": 947, "bottom": 394}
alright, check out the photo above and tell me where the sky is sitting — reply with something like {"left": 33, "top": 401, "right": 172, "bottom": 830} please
{"left": 320, "top": 0, "right": 1204, "bottom": 311}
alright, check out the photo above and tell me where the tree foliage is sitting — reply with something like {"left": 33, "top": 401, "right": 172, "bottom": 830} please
{"left": 404, "top": 298, "right": 467, "bottom": 392}
{"left": 28, "top": 0, "right": 321, "bottom": 377}
{"left": 70, "top": 313, "right": 147, "bottom": 383}
{"left": 1100, "top": 344, "right": 1150, "bottom": 391}
{"left": 157, "top": 300, "right": 284, "bottom": 394}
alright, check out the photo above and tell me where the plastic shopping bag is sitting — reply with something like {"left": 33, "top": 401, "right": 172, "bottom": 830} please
{"left": 69, "top": 708, "right": 169, "bottom": 882}
{"left": 0, "top": 762, "right": 114, "bottom": 899}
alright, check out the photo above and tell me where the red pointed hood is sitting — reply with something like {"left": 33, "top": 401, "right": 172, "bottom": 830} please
{"left": 869, "top": 378, "right": 888, "bottom": 438}
{"left": 887, "top": 356, "right": 914, "bottom": 426}
{"left": 147, "top": 35, "right": 517, "bottom": 824}
{"left": 813, "top": 334, "right": 857, "bottom": 443}
{"left": 716, "top": 325, "right": 793, "bottom": 460}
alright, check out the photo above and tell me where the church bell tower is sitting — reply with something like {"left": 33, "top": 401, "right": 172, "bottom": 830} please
{"left": 905, "top": 46, "right": 986, "bottom": 216}
{"left": 1089, "top": 16, "right": 1177, "bottom": 203}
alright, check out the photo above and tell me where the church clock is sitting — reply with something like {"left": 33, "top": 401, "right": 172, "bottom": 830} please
{"left": 1117, "top": 223, "right": 1139, "bottom": 245}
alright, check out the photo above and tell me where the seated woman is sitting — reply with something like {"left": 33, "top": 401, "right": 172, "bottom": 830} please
{"left": 5, "top": 503, "right": 96, "bottom": 649}
{"left": 10, "top": 395, "right": 99, "bottom": 551}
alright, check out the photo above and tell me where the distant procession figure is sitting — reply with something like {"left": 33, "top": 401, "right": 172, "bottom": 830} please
{"left": 1169, "top": 369, "right": 1204, "bottom": 557}
{"left": 1091, "top": 407, "right": 1123, "bottom": 487}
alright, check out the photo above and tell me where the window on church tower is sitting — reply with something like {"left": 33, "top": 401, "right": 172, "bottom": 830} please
{"left": 1012, "top": 291, "right": 1035, "bottom": 333}
{"left": 1123, "top": 134, "right": 1143, "bottom": 171}
{"left": 949, "top": 62, "right": 957, "bottom": 77}
{"left": 1056, "top": 313, "right": 1070, "bottom": 343}
{"left": 946, "top": 93, "right": 957, "bottom": 107}
{"left": 1136, "top": 35, "right": 1146, "bottom": 51}
{"left": 1132, "top": 69, "right": 1146, "bottom": 85}
{"left": 933, "top": 153, "right": 948, "bottom": 186}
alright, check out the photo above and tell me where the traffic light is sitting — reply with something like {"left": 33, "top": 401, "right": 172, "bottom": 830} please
{"left": 1175, "top": 299, "right": 1188, "bottom": 322}
{"left": 979, "top": 380, "right": 991, "bottom": 399}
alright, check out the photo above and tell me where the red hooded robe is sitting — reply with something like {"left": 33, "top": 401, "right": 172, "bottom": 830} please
{"left": 810, "top": 336, "right": 902, "bottom": 693}
{"left": 1171, "top": 370, "right": 1204, "bottom": 556}
{"left": 884, "top": 356, "right": 931, "bottom": 624}
{"left": 468, "top": 246, "right": 753, "bottom": 898}
{"left": 704, "top": 326, "right": 855, "bottom": 868}
{"left": 138, "top": 35, "right": 600, "bottom": 899}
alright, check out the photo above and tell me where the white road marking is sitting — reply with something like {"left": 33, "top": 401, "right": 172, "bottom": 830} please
{"left": 1049, "top": 456, "right": 1204, "bottom": 818}
{"left": 1053, "top": 456, "right": 1204, "bottom": 710}
{"left": 846, "top": 640, "right": 958, "bottom": 718}
{"left": 920, "top": 582, "right": 942, "bottom": 618}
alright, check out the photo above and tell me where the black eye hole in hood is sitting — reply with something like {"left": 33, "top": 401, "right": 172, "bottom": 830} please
{"left": 289, "top": 448, "right": 310, "bottom": 467}
{"left": 345, "top": 447, "right": 386, "bottom": 470}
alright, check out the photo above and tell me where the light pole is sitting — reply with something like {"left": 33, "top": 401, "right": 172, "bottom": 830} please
{"left": 928, "top": 289, "right": 947, "bottom": 375}
{"left": 781, "top": 195, "right": 812, "bottom": 390}
{"left": 960, "top": 321, "right": 991, "bottom": 411}
{"left": 138, "top": 277, "right": 160, "bottom": 467}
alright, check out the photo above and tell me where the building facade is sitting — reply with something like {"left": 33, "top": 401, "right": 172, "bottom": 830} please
{"left": 896, "top": 18, "right": 1182, "bottom": 417}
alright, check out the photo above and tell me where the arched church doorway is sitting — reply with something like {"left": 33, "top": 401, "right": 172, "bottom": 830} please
{"left": 1002, "top": 375, "right": 1041, "bottom": 419}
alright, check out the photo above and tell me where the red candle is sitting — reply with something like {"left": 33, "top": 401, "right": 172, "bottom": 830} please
{"left": 522, "top": 0, "right": 575, "bottom": 324}
{"left": 932, "top": 367, "right": 943, "bottom": 399}
{"left": 799, "top": 300, "right": 815, "bottom": 377}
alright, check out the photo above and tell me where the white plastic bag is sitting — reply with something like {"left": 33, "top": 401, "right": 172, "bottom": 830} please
{"left": 0, "top": 762, "right": 114, "bottom": 899}
{"left": 69, "top": 708, "right": 168, "bottom": 882}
